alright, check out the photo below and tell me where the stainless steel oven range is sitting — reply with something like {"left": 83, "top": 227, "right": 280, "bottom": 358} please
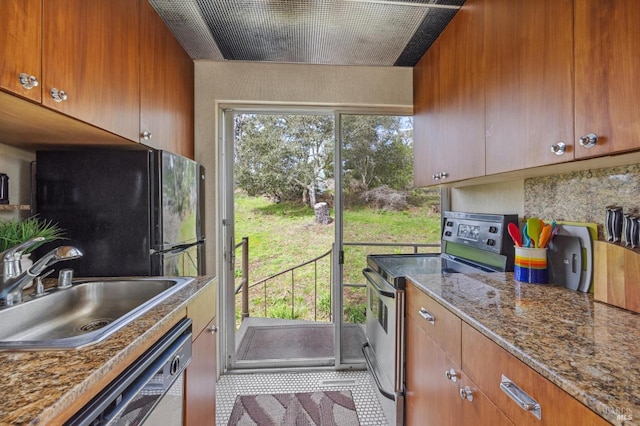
{"left": 362, "top": 211, "right": 518, "bottom": 425}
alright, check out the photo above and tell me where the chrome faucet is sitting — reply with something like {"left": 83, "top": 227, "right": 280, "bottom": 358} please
{"left": 0, "top": 242, "right": 83, "bottom": 306}
{"left": 1, "top": 237, "right": 45, "bottom": 281}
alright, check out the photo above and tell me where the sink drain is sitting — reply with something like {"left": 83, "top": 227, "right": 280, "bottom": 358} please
{"left": 78, "top": 318, "right": 113, "bottom": 332}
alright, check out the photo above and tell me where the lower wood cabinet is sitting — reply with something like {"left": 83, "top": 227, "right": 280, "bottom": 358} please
{"left": 185, "top": 281, "right": 217, "bottom": 426}
{"left": 405, "top": 282, "right": 606, "bottom": 425}
{"left": 185, "top": 316, "right": 217, "bottom": 426}
{"left": 405, "top": 281, "right": 511, "bottom": 426}
{"left": 461, "top": 324, "right": 607, "bottom": 426}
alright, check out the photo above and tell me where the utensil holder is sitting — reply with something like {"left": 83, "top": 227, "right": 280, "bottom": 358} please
{"left": 514, "top": 247, "right": 548, "bottom": 284}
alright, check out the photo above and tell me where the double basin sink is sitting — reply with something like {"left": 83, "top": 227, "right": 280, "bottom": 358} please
{"left": 0, "top": 277, "right": 194, "bottom": 350}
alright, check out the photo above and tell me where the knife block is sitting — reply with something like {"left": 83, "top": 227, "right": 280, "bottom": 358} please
{"left": 593, "top": 241, "right": 640, "bottom": 313}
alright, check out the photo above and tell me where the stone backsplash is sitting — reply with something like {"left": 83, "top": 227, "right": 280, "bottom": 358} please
{"left": 524, "top": 164, "right": 640, "bottom": 240}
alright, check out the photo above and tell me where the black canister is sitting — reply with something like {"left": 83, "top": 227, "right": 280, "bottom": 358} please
{"left": 0, "top": 173, "right": 8, "bottom": 204}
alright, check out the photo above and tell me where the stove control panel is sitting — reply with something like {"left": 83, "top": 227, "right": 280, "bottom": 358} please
{"left": 442, "top": 211, "right": 518, "bottom": 256}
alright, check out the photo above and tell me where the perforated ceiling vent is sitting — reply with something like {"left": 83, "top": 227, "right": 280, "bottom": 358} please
{"left": 149, "top": 0, "right": 465, "bottom": 66}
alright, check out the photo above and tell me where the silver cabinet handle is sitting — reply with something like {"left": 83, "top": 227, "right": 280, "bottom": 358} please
{"left": 142, "top": 131, "right": 153, "bottom": 140}
{"left": 440, "top": 171, "right": 448, "bottom": 179}
{"left": 433, "top": 173, "right": 441, "bottom": 180}
{"left": 459, "top": 386, "right": 474, "bottom": 402}
{"left": 550, "top": 142, "right": 567, "bottom": 155}
{"left": 418, "top": 307, "right": 435, "bottom": 325}
{"left": 208, "top": 325, "right": 218, "bottom": 334}
{"left": 500, "top": 375, "right": 542, "bottom": 420}
{"left": 50, "top": 88, "right": 68, "bottom": 102}
{"left": 578, "top": 133, "right": 598, "bottom": 148}
{"left": 445, "top": 368, "right": 458, "bottom": 382}
{"left": 18, "top": 73, "right": 39, "bottom": 89}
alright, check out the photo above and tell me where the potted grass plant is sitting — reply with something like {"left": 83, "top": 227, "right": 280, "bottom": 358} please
{"left": 0, "top": 216, "right": 65, "bottom": 255}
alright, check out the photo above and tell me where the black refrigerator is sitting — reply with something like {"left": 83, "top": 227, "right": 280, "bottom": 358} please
{"left": 35, "top": 149, "right": 205, "bottom": 277}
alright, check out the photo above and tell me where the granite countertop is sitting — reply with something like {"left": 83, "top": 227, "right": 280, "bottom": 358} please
{"left": 407, "top": 271, "right": 639, "bottom": 426}
{"left": 0, "top": 275, "right": 215, "bottom": 425}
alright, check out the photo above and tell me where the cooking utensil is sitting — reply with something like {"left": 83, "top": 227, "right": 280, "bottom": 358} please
{"left": 522, "top": 224, "right": 531, "bottom": 247}
{"left": 527, "top": 218, "right": 541, "bottom": 248}
{"left": 538, "top": 224, "right": 552, "bottom": 248}
{"left": 507, "top": 223, "right": 522, "bottom": 247}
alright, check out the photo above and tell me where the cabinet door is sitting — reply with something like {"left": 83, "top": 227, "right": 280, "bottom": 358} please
{"left": 485, "top": 0, "right": 574, "bottom": 174}
{"left": 413, "top": 0, "right": 485, "bottom": 186}
{"left": 462, "top": 323, "right": 608, "bottom": 426}
{"left": 185, "top": 317, "right": 217, "bottom": 426}
{"left": 140, "top": 0, "right": 194, "bottom": 158}
{"left": 405, "top": 314, "right": 461, "bottom": 425}
{"left": 459, "top": 372, "right": 514, "bottom": 426}
{"left": 413, "top": 40, "right": 442, "bottom": 187}
{"left": 0, "top": 0, "right": 42, "bottom": 102}
{"left": 42, "top": 0, "right": 140, "bottom": 141}
{"left": 574, "top": 0, "right": 640, "bottom": 158}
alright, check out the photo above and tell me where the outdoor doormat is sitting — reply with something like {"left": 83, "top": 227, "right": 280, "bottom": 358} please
{"left": 236, "top": 324, "right": 365, "bottom": 360}
{"left": 227, "top": 390, "right": 361, "bottom": 426}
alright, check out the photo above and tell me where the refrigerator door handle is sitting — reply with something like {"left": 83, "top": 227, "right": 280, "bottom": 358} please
{"left": 150, "top": 238, "right": 205, "bottom": 255}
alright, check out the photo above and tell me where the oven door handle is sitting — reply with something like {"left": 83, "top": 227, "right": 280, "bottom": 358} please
{"left": 363, "top": 268, "right": 396, "bottom": 299}
{"left": 362, "top": 342, "right": 397, "bottom": 401}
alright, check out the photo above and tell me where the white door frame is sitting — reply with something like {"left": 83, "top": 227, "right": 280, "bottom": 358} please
{"left": 218, "top": 105, "right": 408, "bottom": 372}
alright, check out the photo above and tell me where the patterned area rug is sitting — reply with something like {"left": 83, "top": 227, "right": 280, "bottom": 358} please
{"left": 227, "top": 390, "right": 361, "bottom": 426}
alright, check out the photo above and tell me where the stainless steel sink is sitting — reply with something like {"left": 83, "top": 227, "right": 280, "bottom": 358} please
{"left": 0, "top": 277, "right": 194, "bottom": 350}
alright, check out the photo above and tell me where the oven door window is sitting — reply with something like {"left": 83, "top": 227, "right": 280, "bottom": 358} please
{"left": 368, "top": 289, "right": 388, "bottom": 333}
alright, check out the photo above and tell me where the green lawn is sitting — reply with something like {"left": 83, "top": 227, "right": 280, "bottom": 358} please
{"left": 233, "top": 193, "right": 441, "bottom": 325}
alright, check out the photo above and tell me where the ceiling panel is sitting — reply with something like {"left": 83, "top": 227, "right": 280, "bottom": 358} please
{"left": 149, "top": 0, "right": 465, "bottom": 66}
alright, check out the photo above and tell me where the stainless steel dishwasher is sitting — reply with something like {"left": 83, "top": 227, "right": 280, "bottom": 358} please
{"left": 67, "top": 318, "right": 192, "bottom": 426}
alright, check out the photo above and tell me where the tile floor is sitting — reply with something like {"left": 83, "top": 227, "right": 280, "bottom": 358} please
{"left": 216, "top": 370, "right": 388, "bottom": 425}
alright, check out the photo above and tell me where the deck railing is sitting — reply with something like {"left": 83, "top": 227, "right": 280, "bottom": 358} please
{"left": 234, "top": 238, "right": 440, "bottom": 323}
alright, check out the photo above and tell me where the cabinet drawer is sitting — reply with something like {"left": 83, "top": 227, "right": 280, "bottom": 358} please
{"left": 461, "top": 323, "right": 608, "bottom": 426}
{"left": 187, "top": 280, "right": 217, "bottom": 339}
{"left": 407, "top": 281, "right": 461, "bottom": 366}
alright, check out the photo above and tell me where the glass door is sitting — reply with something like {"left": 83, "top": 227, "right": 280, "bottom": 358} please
{"left": 336, "top": 113, "right": 439, "bottom": 366}
{"left": 221, "top": 107, "right": 337, "bottom": 371}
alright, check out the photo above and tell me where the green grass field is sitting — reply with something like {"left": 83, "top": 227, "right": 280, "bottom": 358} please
{"left": 233, "top": 193, "right": 441, "bottom": 325}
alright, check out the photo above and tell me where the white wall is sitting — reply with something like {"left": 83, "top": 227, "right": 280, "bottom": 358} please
{"left": 194, "top": 61, "right": 414, "bottom": 276}
{"left": 451, "top": 180, "right": 525, "bottom": 217}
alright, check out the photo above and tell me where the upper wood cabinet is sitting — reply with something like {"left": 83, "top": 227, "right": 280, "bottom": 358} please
{"left": 42, "top": 0, "right": 140, "bottom": 142}
{"left": 0, "top": 1, "right": 194, "bottom": 155}
{"left": 140, "top": 0, "right": 194, "bottom": 159}
{"left": 0, "top": 0, "right": 42, "bottom": 103}
{"left": 413, "top": 0, "right": 485, "bottom": 187}
{"left": 484, "top": 0, "right": 574, "bottom": 174}
{"left": 574, "top": 0, "right": 640, "bottom": 158}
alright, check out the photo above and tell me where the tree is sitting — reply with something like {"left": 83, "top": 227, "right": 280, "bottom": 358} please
{"left": 234, "top": 114, "right": 334, "bottom": 206}
{"left": 341, "top": 115, "right": 413, "bottom": 191}
{"left": 234, "top": 114, "right": 413, "bottom": 206}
